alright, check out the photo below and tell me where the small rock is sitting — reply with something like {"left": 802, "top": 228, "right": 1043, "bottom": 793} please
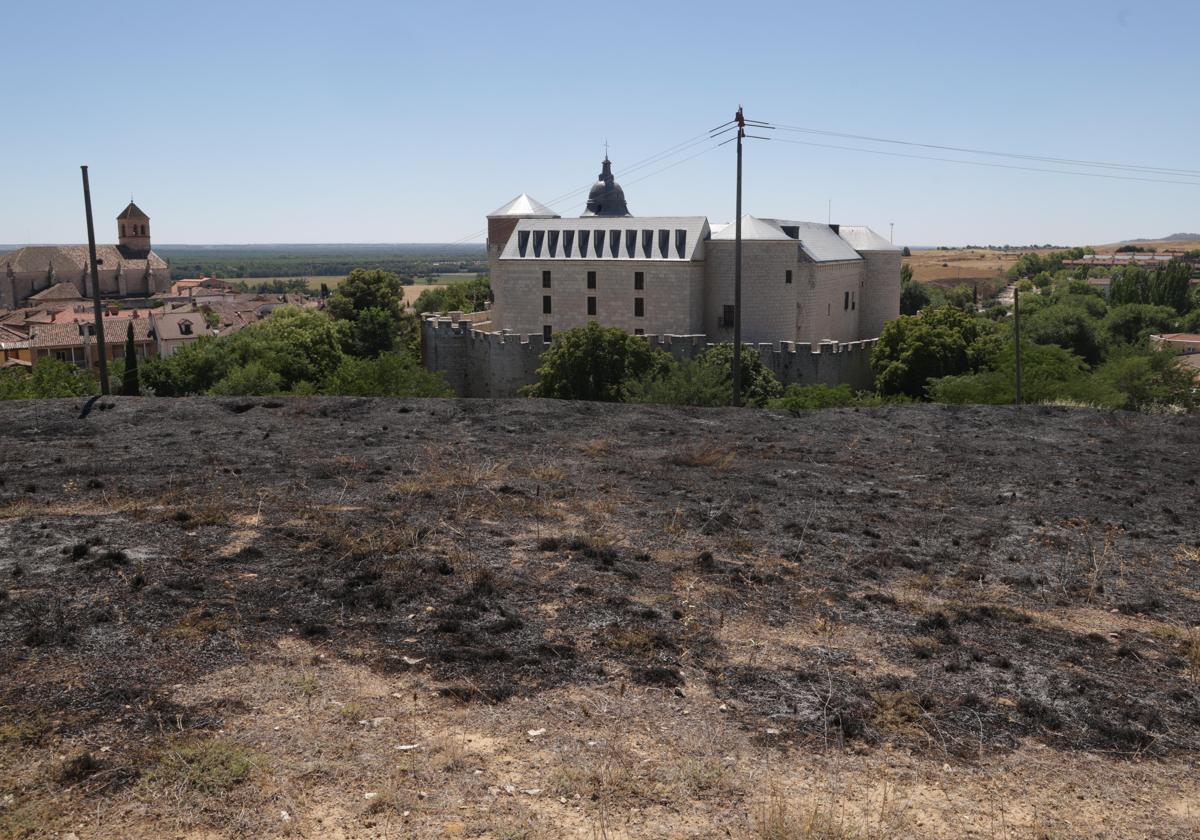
{"left": 765, "top": 728, "right": 780, "bottom": 736}
{"left": 368, "top": 717, "right": 392, "bottom": 728}
{"left": 718, "top": 703, "right": 728, "bottom": 712}
{"left": 280, "top": 811, "right": 291, "bottom": 822}
{"left": 503, "top": 784, "right": 516, "bottom": 795}
{"left": 402, "top": 656, "right": 425, "bottom": 666}
{"left": 395, "top": 743, "right": 420, "bottom": 751}
{"left": 527, "top": 728, "right": 546, "bottom": 737}
{"left": 363, "top": 791, "right": 378, "bottom": 801}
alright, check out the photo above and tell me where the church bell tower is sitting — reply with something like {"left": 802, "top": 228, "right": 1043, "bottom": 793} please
{"left": 117, "top": 201, "right": 151, "bottom": 255}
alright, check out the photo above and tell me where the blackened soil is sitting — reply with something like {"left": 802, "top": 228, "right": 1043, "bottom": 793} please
{"left": 0, "top": 398, "right": 1197, "bottom": 767}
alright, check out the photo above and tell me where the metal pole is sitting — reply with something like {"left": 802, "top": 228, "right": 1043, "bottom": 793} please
{"left": 1013, "top": 286, "right": 1022, "bottom": 406}
{"left": 732, "top": 107, "right": 745, "bottom": 408}
{"left": 81, "top": 165, "right": 110, "bottom": 395}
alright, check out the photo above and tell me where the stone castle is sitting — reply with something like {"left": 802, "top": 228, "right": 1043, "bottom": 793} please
{"left": 430, "top": 155, "right": 901, "bottom": 396}
{"left": 0, "top": 202, "right": 171, "bottom": 309}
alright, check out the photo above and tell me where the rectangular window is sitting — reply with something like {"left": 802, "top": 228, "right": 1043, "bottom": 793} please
{"left": 722, "top": 305, "right": 735, "bottom": 327}
{"left": 634, "top": 328, "right": 645, "bottom": 336}
{"left": 587, "top": 296, "right": 597, "bottom": 316}
{"left": 587, "top": 271, "right": 596, "bottom": 289}
{"left": 543, "top": 295, "right": 552, "bottom": 314}
{"left": 851, "top": 291, "right": 856, "bottom": 310}
{"left": 542, "top": 325, "right": 552, "bottom": 343}
{"left": 542, "top": 270, "right": 551, "bottom": 288}
{"left": 634, "top": 271, "right": 644, "bottom": 290}
{"left": 785, "top": 270, "right": 793, "bottom": 285}
{"left": 634, "top": 297, "right": 644, "bottom": 317}
{"left": 844, "top": 291, "right": 850, "bottom": 310}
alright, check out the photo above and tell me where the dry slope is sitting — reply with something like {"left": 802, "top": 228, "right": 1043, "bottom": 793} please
{"left": 1, "top": 398, "right": 1198, "bottom": 839}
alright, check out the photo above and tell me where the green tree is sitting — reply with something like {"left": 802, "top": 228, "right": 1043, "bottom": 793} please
{"left": 899, "top": 264, "right": 941, "bottom": 315}
{"left": 349, "top": 306, "right": 401, "bottom": 358}
{"left": 1023, "top": 303, "right": 1105, "bottom": 365}
{"left": 1092, "top": 349, "right": 1196, "bottom": 411}
{"left": 122, "top": 321, "right": 141, "bottom": 396}
{"left": 327, "top": 268, "right": 405, "bottom": 322}
{"left": 692, "top": 344, "right": 783, "bottom": 407}
{"left": 524, "top": 322, "right": 671, "bottom": 402}
{"left": 1101, "top": 304, "right": 1177, "bottom": 348}
{"left": 901, "top": 246, "right": 911, "bottom": 257}
{"left": 944, "top": 284, "right": 977, "bottom": 311}
{"left": 321, "top": 352, "right": 452, "bottom": 397}
{"left": 872, "top": 307, "right": 998, "bottom": 398}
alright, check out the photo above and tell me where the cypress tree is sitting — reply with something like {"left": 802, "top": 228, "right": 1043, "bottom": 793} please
{"left": 122, "top": 321, "right": 140, "bottom": 396}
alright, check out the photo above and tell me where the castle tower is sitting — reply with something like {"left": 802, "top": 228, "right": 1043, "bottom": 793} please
{"left": 117, "top": 201, "right": 151, "bottom": 255}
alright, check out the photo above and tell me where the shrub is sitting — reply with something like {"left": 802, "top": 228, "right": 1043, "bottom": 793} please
{"left": 524, "top": 322, "right": 672, "bottom": 401}
{"left": 321, "top": 352, "right": 452, "bottom": 397}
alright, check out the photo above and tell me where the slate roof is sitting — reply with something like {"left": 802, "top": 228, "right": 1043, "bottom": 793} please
{"left": 711, "top": 217, "right": 863, "bottom": 263}
{"left": 117, "top": 201, "right": 149, "bottom": 220}
{"left": 710, "top": 215, "right": 794, "bottom": 241}
{"left": 837, "top": 225, "right": 899, "bottom": 252}
{"left": 0, "top": 244, "right": 167, "bottom": 273}
{"left": 488, "top": 193, "right": 560, "bottom": 219}
{"left": 499, "top": 217, "right": 709, "bottom": 262}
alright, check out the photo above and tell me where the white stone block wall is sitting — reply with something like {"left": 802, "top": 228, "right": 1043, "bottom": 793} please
{"left": 857, "top": 250, "right": 902, "bottom": 339}
{"left": 490, "top": 259, "right": 705, "bottom": 337}
{"left": 703, "top": 240, "right": 800, "bottom": 344}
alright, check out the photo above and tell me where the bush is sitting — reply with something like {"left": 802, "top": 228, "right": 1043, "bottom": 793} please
{"left": 1093, "top": 349, "right": 1196, "bottom": 411}
{"left": 209, "top": 361, "right": 284, "bottom": 396}
{"left": 929, "top": 343, "right": 1113, "bottom": 406}
{"left": 0, "top": 359, "right": 96, "bottom": 400}
{"left": 321, "top": 352, "right": 452, "bottom": 397}
{"left": 524, "top": 322, "right": 672, "bottom": 402}
{"left": 626, "top": 358, "right": 730, "bottom": 407}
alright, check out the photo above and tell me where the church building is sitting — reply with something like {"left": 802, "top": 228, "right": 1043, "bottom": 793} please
{"left": 485, "top": 157, "right": 900, "bottom": 347}
{"left": 0, "top": 202, "right": 171, "bottom": 309}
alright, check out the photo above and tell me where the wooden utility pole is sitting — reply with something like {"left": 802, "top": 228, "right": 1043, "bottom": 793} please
{"left": 732, "top": 107, "right": 745, "bottom": 407}
{"left": 1013, "top": 286, "right": 1022, "bottom": 406}
{"left": 710, "top": 107, "right": 772, "bottom": 407}
{"left": 80, "top": 165, "right": 110, "bottom": 395}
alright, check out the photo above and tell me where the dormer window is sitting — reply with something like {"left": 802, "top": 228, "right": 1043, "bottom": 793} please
{"left": 178, "top": 319, "right": 193, "bottom": 336}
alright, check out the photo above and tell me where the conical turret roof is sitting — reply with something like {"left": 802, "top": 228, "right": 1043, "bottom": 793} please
{"left": 488, "top": 193, "right": 559, "bottom": 218}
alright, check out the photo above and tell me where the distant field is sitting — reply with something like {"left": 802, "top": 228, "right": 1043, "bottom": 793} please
{"left": 904, "top": 247, "right": 1053, "bottom": 286}
{"left": 228, "top": 274, "right": 479, "bottom": 295}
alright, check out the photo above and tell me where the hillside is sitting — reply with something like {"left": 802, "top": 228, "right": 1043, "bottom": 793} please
{"left": 1, "top": 398, "right": 1198, "bottom": 838}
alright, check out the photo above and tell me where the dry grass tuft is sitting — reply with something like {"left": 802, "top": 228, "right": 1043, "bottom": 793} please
{"left": 755, "top": 785, "right": 907, "bottom": 840}
{"left": 146, "top": 738, "right": 257, "bottom": 794}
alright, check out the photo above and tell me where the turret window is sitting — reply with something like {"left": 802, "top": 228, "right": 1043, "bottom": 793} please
{"left": 587, "top": 271, "right": 596, "bottom": 289}
{"left": 634, "top": 271, "right": 644, "bottom": 290}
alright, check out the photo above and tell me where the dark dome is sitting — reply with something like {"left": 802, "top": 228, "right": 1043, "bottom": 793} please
{"left": 582, "top": 157, "right": 631, "bottom": 217}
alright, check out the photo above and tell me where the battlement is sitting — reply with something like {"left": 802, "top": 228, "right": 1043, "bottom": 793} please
{"left": 422, "top": 313, "right": 877, "bottom": 397}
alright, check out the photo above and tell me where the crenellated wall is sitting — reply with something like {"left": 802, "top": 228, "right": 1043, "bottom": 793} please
{"left": 422, "top": 314, "right": 877, "bottom": 398}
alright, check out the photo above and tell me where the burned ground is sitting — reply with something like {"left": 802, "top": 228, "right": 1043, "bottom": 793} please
{"left": 0, "top": 397, "right": 1198, "bottom": 838}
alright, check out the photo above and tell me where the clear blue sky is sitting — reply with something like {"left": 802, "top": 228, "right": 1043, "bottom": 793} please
{"left": 3, "top": 0, "right": 1197, "bottom": 247}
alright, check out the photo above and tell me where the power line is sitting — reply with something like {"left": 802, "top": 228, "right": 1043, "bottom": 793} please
{"left": 772, "top": 123, "right": 1200, "bottom": 178}
{"left": 771, "top": 136, "right": 1200, "bottom": 187}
